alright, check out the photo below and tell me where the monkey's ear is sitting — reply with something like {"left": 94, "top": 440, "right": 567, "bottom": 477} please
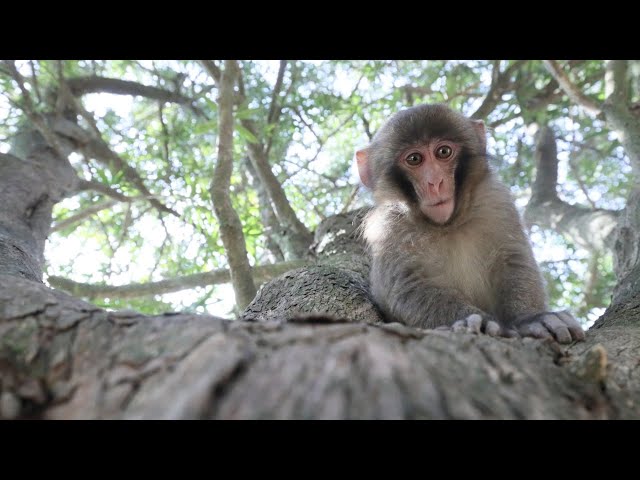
{"left": 355, "top": 149, "right": 372, "bottom": 188}
{"left": 471, "top": 119, "right": 487, "bottom": 152}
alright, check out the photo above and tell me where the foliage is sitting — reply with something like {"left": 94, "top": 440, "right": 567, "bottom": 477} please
{"left": 0, "top": 60, "right": 630, "bottom": 322}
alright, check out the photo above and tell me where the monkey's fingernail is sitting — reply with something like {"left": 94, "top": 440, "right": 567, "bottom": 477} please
{"left": 466, "top": 314, "right": 482, "bottom": 333}
{"left": 503, "top": 329, "right": 520, "bottom": 338}
{"left": 486, "top": 321, "right": 500, "bottom": 336}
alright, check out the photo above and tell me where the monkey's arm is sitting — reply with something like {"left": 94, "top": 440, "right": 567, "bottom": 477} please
{"left": 371, "top": 259, "right": 499, "bottom": 333}
{"left": 494, "top": 247, "right": 585, "bottom": 344}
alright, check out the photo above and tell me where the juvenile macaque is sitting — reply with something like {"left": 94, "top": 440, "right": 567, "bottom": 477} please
{"left": 357, "top": 104, "right": 585, "bottom": 344}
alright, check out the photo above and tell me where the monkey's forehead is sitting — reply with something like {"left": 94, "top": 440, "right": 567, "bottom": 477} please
{"left": 372, "top": 104, "right": 476, "bottom": 147}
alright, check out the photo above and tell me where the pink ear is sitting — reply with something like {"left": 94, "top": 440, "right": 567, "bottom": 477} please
{"left": 355, "top": 149, "right": 372, "bottom": 188}
{"left": 471, "top": 119, "right": 487, "bottom": 152}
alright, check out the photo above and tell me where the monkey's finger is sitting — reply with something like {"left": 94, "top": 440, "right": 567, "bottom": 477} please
{"left": 452, "top": 320, "right": 467, "bottom": 333}
{"left": 556, "top": 311, "right": 586, "bottom": 341}
{"left": 519, "top": 321, "right": 553, "bottom": 340}
{"left": 502, "top": 328, "right": 520, "bottom": 338}
{"left": 541, "top": 314, "right": 571, "bottom": 344}
{"left": 465, "top": 314, "right": 483, "bottom": 334}
{"left": 485, "top": 320, "right": 501, "bottom": 337}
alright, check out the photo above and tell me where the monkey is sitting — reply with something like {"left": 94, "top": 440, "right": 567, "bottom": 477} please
{"left": 356, "top": 104, "right": 585, "bottom": 344}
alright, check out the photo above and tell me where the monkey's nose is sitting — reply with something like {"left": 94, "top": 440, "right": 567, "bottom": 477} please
{"left": 429, "top": 178, "right": 444, "bottom": 195}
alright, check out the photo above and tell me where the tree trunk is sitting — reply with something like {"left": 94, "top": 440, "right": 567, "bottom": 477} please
{"left": 524, "top": 125, "right": 619, "bottom": 251}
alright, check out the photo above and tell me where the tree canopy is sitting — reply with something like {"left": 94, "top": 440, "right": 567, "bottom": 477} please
{"left": 0, "top": 60, "right": 630, "bottom": 324}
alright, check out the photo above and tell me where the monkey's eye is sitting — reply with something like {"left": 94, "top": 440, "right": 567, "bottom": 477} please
{"left": 435, "top": 145, "right": 453, "bottom": 159}
{"left": 405, "top": 153, "right": 423, "bottom": 166}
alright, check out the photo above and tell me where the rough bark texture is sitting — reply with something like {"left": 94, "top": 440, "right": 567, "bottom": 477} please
{"left": 608, "top": 188, "right": 640, "bottom": 313}
{"left": 1, "top": 272, "right": 639, "bottom": 420}
{"left": 242, "top": 209, "right": 382, "bottom": 324}
{"left": 0, "top": 126, "right": 79, "bottom": 282}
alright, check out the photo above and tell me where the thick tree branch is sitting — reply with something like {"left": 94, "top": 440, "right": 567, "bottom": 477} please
{"left": 2, "top": 61, "right": 74, "bottom": 164}
{"left": 543, "top": 61, "right": 602, "bottom": 116}
{"left": 5, "top": 273, "right": 640, "bottom": 420}
{"left": 604, "top": 60, "right": 630, "bottom": 103}
{"left": 66, "top": 75, "right": 197, "bottom": 108}
{"left": 210, "top": 60, "right": 257, "bottom": 309}
{"left": 47, "top": 259, "right": 306, "bottom": 299}
{"left": 524, "top": 125, "right": 619, "bottom": 251}
{"left": 530, "top": 126, "right": 559, "bottom": 203}
{"left": 602, "top": 61, "right": 640, "bottom": 173}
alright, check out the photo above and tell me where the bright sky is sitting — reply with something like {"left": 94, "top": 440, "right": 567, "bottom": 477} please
{"left": 1, "top": 61, "right": 604, "bottom": 326}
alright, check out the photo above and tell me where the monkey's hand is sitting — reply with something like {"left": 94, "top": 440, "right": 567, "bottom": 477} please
{"left": 514, "top": 311, "right": 585, "bottom": 344}
{"left": 442, "top": 313, "right": 519, "bottom": 338}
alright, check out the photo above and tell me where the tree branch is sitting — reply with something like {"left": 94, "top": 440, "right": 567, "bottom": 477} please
{"left": 47, "top": 103, "right": 180, "bottom": 218}
{"left": 76, "top": 179, "right": 133, "bottom": 202}
{"left": 66, "top": 75, "right": 197, "bottom": 108}
{"left": 267, "top": 60, "right": 287, "bottom": 125}
{"left": 47, "top": 259, "right": 306, "bottom": 299}
{"left": 600, "top": 61, "right": 640, "bottom": 174}
{"left": 543, "top": 61, "right": 602, "bottom": 116}
{"left": 265, "top": 60, "right": 288, "bottom": 157}
{"left": 210, "top": 60, "right": 257, "bottom": 309}
{"left": 1, "top": 61, "right": 73, "bottom": 163}
{"left": 234, "top": 74, "right": 313, "bottom": 259}
{"left": 524, "top": 124, "right": 619, "bottom": 251}
{"left": 200, "top": 60, "right": 221, "bottom": 85}
{"left": 471, "top": 60, "right": 523, "bottom": 120}
{"left": 51, "top": 200, "right": 118, "bottom": 232}
{"left": 604, "top": 60, "right": 629, "bottom": 103}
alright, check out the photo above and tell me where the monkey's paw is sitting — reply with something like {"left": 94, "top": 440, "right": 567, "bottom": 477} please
{"left": 446, "top": 314, "right": 518, "bottom": 338}
{"left": 515, "top": 311, "right": 585, "bottom": 344}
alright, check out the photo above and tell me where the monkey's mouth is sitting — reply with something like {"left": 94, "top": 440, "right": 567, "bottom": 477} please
{"left": 421, "top": 198, "right": 454, "bottom": 224}
{"left": 425, "top": 197, "right": 453, "bottom": 208}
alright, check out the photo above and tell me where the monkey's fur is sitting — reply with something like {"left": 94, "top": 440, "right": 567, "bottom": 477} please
{"left": 357, "top": 104, "right": 584, "bottom": 343}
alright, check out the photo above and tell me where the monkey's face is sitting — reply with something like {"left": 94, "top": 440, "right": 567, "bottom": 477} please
{"left": 356, "top": 104, "right": 488, "bottom": 227}
{"left": 394, "top": 140, "right": 458, "bottom": 224}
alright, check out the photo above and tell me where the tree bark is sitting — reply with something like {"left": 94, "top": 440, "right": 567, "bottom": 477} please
{"left": 244, "top": 136, "right": 313, "bottom": 259}
{"left": 524, "top": 125, "right": 619, "bottom": 251}
{"left": 200, "top": 60, "right": 313, "bottom": 260}
{"left": 210, "top": 60, "right": 256, "bottom": 310}
{"left": 1, "top": 269, "right": 639, "bottom": 419}
{"left": 47, "top": 259, "right": 306, "bottom": 299}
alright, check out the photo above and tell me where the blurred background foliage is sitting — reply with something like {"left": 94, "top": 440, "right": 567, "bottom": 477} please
{"left": 0, "top": 60, "right": 630, "bottom": 324}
